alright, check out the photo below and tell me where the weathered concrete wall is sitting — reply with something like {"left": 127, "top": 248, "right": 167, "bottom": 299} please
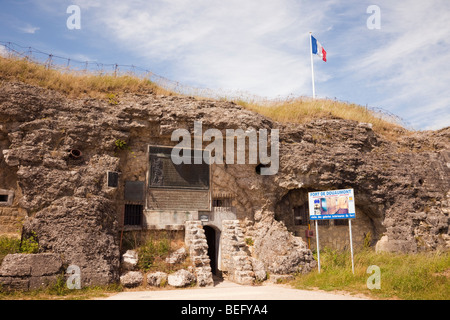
{"left": 0, "top": 207, "right": 22, "bottom": 235}
{"left": 220, "top": 220, "right": 256, "bottom": 284}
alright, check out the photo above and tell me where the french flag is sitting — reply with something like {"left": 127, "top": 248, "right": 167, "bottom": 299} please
{"left": 311, "top": 35, "right": 327, "bottom": 62}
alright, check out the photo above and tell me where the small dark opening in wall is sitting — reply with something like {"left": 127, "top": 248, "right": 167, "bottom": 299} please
{"left": 107, "top": 171, "right": 119, "bottom": 188}
{"left": 69, "top": 149, "right": 82, "bottom": 159}
{"left": 418, "top": 179, "right": 424, "bottom": 185}
{"left": 0, "top": 195, "right": 8, "bottom": 202}
{"left": 124, "top": 204, "right": 143, "bottom": 226}
{"left": 204, "top": 226, "right": 217, "bottom": 275}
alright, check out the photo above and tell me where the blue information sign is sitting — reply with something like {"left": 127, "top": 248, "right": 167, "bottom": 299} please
{"left": 308, "top": 189, "right": 356, "bottom": 220}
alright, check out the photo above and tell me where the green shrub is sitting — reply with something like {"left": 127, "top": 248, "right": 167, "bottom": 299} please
{"left": 137, "top": 235, "right": 171, "bottom": 272}
{"left": 114, "top": 139, "right": 128, "bottom": 150}
{"left": 20, "top": 232, "right": 39, "bottom": 254}
{"left": 0, "top": 232, "right": 39, "bottom": 262}
{"left": 0, "top": 236, "right": 21, "bottom": 263}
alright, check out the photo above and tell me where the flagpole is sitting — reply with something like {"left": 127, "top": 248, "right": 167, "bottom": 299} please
{"left": 309, "top": 32, "right": 316, "bottom": 99}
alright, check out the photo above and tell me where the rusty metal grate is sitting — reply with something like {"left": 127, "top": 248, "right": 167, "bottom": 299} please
{"left": 124, "top": 204, "right": 143, "bottom": 226}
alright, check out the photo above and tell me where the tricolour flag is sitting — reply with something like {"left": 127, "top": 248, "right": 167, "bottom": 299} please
{"left": 311, "top": 35, "right": 327, "bottom": 62}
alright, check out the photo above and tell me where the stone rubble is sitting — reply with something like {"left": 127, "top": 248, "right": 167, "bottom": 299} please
{"left": 184, "top": 221, "right": 214, "bottom": 287}
{"left": 167, "top": 269, "right": 196, "bottom": 288}
{"left": 119, "top": 271, "right": 144, "bottom": 288}
{"left": 121, "top": 250, "right": 138, "bottom": 271}
{"left": 165, "top": 247, "right": 187, "bottom": 265}
{"left": 221, "top": 220, "right": 256, "bottom": 285}
{"left": 147, "top": 271, "right": 168, "bottom": 287}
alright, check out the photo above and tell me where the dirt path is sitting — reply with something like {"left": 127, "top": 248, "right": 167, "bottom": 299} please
{"left": 104, "top": 279, "right": 368, "bottom": 300}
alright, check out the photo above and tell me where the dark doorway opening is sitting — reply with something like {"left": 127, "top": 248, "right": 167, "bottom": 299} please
{"left": 204, "top": 226, "right": 217, "bottom": 275}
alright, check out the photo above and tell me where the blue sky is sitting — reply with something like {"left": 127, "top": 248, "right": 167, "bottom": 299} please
{"left": 1, "top": 0, "right": 449, "bottom": 130}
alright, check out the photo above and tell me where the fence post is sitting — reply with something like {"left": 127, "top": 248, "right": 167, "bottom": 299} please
{"left": 26, "top": 47, "right": 32, "bottom": 61}
{"left": 6, "top": 42, "right": 12, "bottom": 58}
{"left": 46, "top": 54, "right": 53, "bottom": 70}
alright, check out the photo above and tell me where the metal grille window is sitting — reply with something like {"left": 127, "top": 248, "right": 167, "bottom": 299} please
{"left": 213, "top": 198, "right": 232, "bottom": 208}
{"left": 293, "top": 205, "right": 309, "bottom": 226}
{"left": 124, "top": 204, "right": 143, "bottom": 226}
{"left": 212, "top": 198, "right": 235, "bottom": 213}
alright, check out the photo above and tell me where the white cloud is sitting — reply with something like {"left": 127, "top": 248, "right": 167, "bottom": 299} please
{"left": 341, "top": 0, "right": 450, "bottom": 129}
{"left": 78, "top": 0, "right": 335, "bottom": 98}
{"left": 19, "top": 24, "right": 40, "bottom": 34}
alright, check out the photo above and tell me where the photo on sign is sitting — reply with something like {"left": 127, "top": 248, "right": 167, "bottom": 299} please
{"left": 308, "top": 189, "right": 355, "bottom": 220}
{"left": 315, "top": 196, "right": 349, "bottom": 215}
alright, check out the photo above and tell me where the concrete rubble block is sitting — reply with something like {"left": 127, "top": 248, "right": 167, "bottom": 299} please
{"left": 165, "top": 247, "right": 187, "bottom": 264}
{"left": 29, "top": 253, "right": 63, "bottom": 276}
{"left": 0, "top": 253, "right": 63, "bottom": 277}
{"left": 122, "top": 250, "right": 138, "bottom": 271}
{"left": 120, "top": 271, "right": 144, "bottom": 288}
{"left": 251, "top": 258, "right": 267, "bottom": 282}
{"left": 147, "top": 272, "right": 168, "bottom": 287}
{"left": 167, "top": 269, "right": 196, "bottom": 288}
{"left": 29, "top": 275, "right": 59, "bottom": 290}
{"left": 0, "top": 277, "right": 30, "bottom": 291}
{"left": 0, "top": 253, "right": 64, "bottom": 291}
{"left": 0, "top": 254, "right": 32, "bottom": 277}
{"left": 375, "top": 235, "right": 389, "bottom": 253}
{"left": 195, "top": 267, "right": 214, "bottom": 287}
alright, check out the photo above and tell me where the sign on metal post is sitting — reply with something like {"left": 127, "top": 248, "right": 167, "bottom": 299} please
{"left": 308, "top": 189, "right": 356, "bottom": 274}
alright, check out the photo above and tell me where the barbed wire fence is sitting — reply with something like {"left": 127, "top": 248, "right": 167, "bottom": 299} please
{"left": 0, "top": 41, "right": 264, "bottom": 102}
{"left": 0, "top": 40, "right": 409, "bottom": 128}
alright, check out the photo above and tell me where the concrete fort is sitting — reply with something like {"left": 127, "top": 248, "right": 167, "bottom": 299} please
{"left": 0, "top": 82, "right": 448, "bottom": 290}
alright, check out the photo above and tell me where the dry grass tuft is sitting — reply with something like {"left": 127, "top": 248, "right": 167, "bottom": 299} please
{"left": 235, "top": 97, "right": 407, "bottom": 140}
{"left": 0, "top": 56, "right": 174, "bottom": 99}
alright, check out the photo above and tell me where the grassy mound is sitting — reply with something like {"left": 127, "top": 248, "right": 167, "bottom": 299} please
{"left": 0, "top": 55, "right": 407, "bottom": 139}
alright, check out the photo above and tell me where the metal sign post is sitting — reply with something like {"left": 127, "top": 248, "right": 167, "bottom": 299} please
{"left": 348, "top": 219, "right": 355, "bottom": 274}
{"left": 315, "top": 220, "right": 321, "bottom": 273}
